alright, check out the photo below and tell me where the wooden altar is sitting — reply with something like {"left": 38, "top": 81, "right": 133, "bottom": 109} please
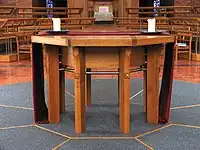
{"left": 30, "top": 0, "right": 175, "bottom": 134}
{"left": 31, "top": 25, "right": 175, "bottom": 134}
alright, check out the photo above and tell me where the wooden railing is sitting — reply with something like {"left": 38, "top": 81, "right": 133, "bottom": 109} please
{"left": 0, "top": 17, "right": 94, "bottom": 30}
{"left": 0, "top": 17, "right": 199, "bottom": 38}
{"left": 126, "top": 6, "right": 198, "bottom": 17}
{"left": 114, "top": 16, "right": 200, "bottom": 53}
{"left": 0, "top": 6, "right": 200, "bottom": 18}
{"left": 0, "top": 17, "right": 95, "bottom": 55}
{"left": 0, "top": 6, "right": 17, "bottom": 18}
{"left": 0, "top": 6, "right": 200, "bottom": 54}
{"left": 32, "top": 17, "right": 95, "bottom": 31}
{"left": 0, "top": 7, "right": 83, "bottom": 18}
{"left": 0, "top": 17, "right": 199, "bottom": 41}
{"left": 114, "top": 17, "right": 200, "bottom": 35}
{"left": 16, "top": 7, "right": 83, "bottom": 18}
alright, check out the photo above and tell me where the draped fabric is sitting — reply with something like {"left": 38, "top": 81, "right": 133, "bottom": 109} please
{"left": 159, "top": 42, "right": 174, "bottom": 123}
{"left": 32, "top": 43, "right": 48, "bottom": 123}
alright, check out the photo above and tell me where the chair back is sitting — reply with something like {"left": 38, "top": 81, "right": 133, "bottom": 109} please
{"left": 175, "top": 32, "right": 192, "bottom": 47}
{"left": 16, "top": 34, "right": 31, "bottom": 47}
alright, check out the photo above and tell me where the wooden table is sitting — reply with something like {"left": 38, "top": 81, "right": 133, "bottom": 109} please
{"left": 31, "top": 30, "right": 175, "bottom": 134}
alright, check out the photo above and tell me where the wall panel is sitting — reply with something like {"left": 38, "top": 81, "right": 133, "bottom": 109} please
{"left": 68, "top": 0, "right": 88, "bottom": 17}
{"left": 118, "top": 0, "right": 139, "bottom": 17}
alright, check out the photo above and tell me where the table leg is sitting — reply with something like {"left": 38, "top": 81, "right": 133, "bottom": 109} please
{"left": 146, "top": 45, "right": 161, "bottom": 124}
{"left": 159, "top": 43, "right": 174, "bottom": 123}
{"left": 59, "top": 48, "right": 65, "bottom": 113}
{"left": 32, "top": 43, "right": 48, "bottom": 123}
{"left": 85, "top": 68, "right": 91, "bottom": 106}
{"left": 119, "top": 47, "right": 131, "bottom": 133}
{"left": 73, "top": 47, "right": 86, "bottom": 133}
{"left": 45, "top": 45, "right": 60, "bottom": 123}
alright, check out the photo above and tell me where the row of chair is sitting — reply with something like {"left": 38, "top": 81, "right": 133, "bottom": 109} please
{"left": 114, "top": 17, "right": 197, "bottom": 61}
{"left": 0, "top": 17, "right": 195, "bottom": 62}
{"left": 0, "top": 18, "right": 95, "bottom": 61}
{"left": 15, "top": 32, "right": 194, "bottom": 62}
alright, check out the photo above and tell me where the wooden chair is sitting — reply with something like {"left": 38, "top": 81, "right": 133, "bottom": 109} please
{"left": 16, "top": 33, "right": 32, "bottom": 61}
{"left": 174, "top": 32, "right": 192, "bottom": 61}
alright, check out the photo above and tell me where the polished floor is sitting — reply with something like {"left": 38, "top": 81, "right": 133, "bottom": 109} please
{"left": 1, "top": 58, "right": 200, "bottom": 85}
{"left": 1, "top": 58, "right": 200, "bottom": 150}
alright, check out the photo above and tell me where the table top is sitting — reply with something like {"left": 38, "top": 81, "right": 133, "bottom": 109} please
{"left": 32, "top": 34, "right": 174, "bottom": 47}
{"left": 31, "top": 25, "right": 175, "bottom": 47}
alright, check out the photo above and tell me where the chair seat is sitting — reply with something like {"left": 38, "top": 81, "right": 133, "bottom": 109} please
{"left": 19, "top": 51, "right": 31, "bottom": 53}
{"left": 176, "top": 45, "right": 190, "bottom": 50}
{"left": 177, "top": 50, "right": 190, "bottom": 53}
{"left": 19, "top": 44, "right": 32, "bottom": 50}
{"left": 176, "top": 43, "right": 187, "bottom": 47}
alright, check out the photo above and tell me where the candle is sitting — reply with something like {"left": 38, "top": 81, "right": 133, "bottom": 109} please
{"left": 52, "top": 18, "right": 61, "bottom": 31}
{"left": 148, "top": 18, "right": 156, "bottom": 32}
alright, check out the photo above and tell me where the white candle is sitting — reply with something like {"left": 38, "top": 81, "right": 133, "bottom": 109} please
{"left": 52, "top": 18, "right": 61, "bottom": 31}
{"left": 147, "top": 18, "right": 156, "bottom": 32}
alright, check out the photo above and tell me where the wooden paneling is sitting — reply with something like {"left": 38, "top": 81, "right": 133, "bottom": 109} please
{"left": 119, "top": 0, "right": 139, "bottom": 17}
{"left": 59, "top": 46, "right": 144, "bottom": 69}
{"left": 0, "top": 0, "right": 17, "bottom": 6}
{"left": 125, "top": 0, "right": 139, "bottom": 17}
{"left": 68, "top": 0, "right": 139, "bottom": 18}
{"left": 85, "top": 47, "right": 119, "bottom": 68}
{"left": 175, "top": 0, "right": 192, "bottom": 6}
{"left": 17, "top": 0, "right": 32, "bottom": 7}
{"left": 193, "top": 0, "right": 200, "bottom": 6}
{"left": 68, "top": 0, "right": 88, "bottom": 17}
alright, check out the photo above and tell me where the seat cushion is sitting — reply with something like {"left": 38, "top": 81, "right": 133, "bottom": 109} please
{"left": 176, "top": 43, "right": 187, "bottom": 47}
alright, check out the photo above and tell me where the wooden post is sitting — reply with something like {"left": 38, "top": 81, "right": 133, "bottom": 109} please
{"left": 85, "top": 68, "right": 91, "bottom": 106}
{"left": 119, "top": 47, "right": 131, "bottom": 133}
{"left": 146, "top": 45, "right": 161, "bottom": 124}
{"left": 73, "top": 47, "right": 86, "bottom": 134}
{"left": 45, "top": 45, "right": 60, "bottom": 123}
